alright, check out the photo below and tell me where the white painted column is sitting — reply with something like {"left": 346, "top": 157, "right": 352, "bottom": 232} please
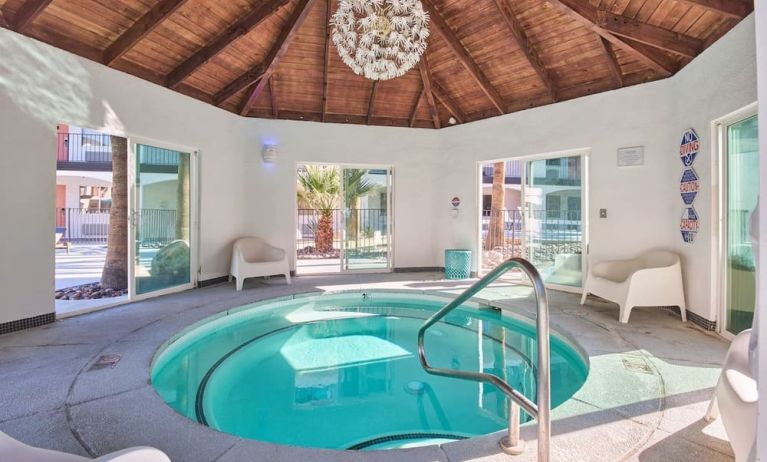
{"left": 756, "top": 1, "right": 767, "bottom": 460}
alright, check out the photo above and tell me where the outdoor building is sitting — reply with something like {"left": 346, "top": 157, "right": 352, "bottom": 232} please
{"left": 0, "top": 1, "right": 765, "bottom": 462}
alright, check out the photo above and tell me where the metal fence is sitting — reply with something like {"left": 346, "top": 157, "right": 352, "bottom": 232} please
{"left": 296, "top": 208, "right": 388, "bottom": 258}
{"left": 481, "top": 209, "right": 582, "bottom": 267}
{"left": 56, "top": 208, "right": 177, "bottom": 244}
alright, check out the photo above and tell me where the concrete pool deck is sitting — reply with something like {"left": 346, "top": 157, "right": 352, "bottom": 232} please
{"left": 0, "top": 272, "right": 733, "bottom": 461}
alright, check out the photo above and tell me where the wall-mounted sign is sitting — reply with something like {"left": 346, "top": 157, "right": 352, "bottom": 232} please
{"left": 679, "top": 128, "right": 700, "bottom": 167}
{"left": 679, "top": 168, "right": 700, "bottom": 205}
{"left": 451, "top": 196, "right": 461, "bottom": 208}
{"left": 680, "top": 206, "right": 699, "bottom": 244}
{"left": 617, "top": 146, "right": 644, "bottom": 167}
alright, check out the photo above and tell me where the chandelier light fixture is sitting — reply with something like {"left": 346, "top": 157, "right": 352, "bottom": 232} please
{"left": 331, "top": 0, "right": 430, "bottom": 81}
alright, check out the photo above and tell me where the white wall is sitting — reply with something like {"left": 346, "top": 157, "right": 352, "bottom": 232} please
{"left": 0, "top": 15, "right": 757, "bottom": 326}
{"left": 434, "top": 15, "right": 757, "bottom": 321}
{"left": 754, "top": 0, "right": 766, "bottom": 460}
{"left": 0, "top": 26, "right": 438, "bottom": 324}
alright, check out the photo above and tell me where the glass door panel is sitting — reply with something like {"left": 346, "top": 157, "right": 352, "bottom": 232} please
{"left": 725, "top": 115, "right": 759, "bottom": 335}
{"left": 134, "top": 144, "right": 192, "bottom": 295}
{"left": 342, "top": 168, "right": 391, "bottom": 271}
{"left": 524, "top": 156, "right": 583, "bottom": 287}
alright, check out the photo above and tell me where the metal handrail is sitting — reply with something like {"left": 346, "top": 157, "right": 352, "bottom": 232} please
{"left": 417, "top": 257, "right": 550, "bottom": 461}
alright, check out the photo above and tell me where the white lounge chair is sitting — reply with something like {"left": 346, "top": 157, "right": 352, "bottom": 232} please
{"left": 229, "top": 237, "right": 291, "bottom": 291}
{"left": 580, "top": 249, "right": 686, "bottom": 324}
{"left": 705, "top": 329, "right": 757, "bottom": 461}
{"left": 0, "top": 431, "right": 170, "bottom": 462}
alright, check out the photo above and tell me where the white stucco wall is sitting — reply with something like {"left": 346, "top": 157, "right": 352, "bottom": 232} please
{"left": 435, "top": 15, "right": 757, "bottom": 322}
{"left": 0, "top": 16, "right": 757, "bottom": 326}
{"left": 754, "top": 0, "right": 766, "bottom": 459}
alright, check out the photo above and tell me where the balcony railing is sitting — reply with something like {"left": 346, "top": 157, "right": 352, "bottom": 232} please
{"left": 56, "top": 208, "right": 177, "bottom": 245}
{"left": 57, "top": 133, "right": 182, "bottom": 171}
{"left": 296, "top": 208, "right": 388, "bottom": 258}
{"left": 482, "top": 209, "right": 582, "bottom": 266}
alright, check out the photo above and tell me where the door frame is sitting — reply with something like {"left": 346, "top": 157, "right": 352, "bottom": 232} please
{"left": 475, "top": 148, "right": 590, "bottom": 293}
{"left": 127, "top": 136, "right": 200, "bottom": 302}
{"left": 294, "top": 162, "right": 394, "bottom": 275}
{"left": 713, "top": 102, "right": 758, "bottom": 339}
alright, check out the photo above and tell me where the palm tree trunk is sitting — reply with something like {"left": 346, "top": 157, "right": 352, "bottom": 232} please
{"left": 101, "top": 136, "right": 129, "bottom": 289}
{"left": 175, "top": 154, "right": 190, "bottom": 242}
{"left": 316, "top": 212, "right": 334, "bottom": 253}
{"left": 485, "top": 162, "right": 506, "bottom": 251}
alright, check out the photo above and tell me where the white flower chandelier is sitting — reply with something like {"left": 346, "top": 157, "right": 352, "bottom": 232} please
{"left": 331, "top": 0, "right": 430, "bottom": 81}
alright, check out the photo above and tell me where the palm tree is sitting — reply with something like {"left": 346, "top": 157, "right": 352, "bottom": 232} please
{"left": 485, "top": 161, "right": 506, "bottom": 251}
{"left": 343, "top": 169, "right": 379, "bottom": 246}
{"left": 101, "top": 135, "right": 128, "bottom": 289}
{"left": 297, "top": 166, "right": 340, "bottom": 253}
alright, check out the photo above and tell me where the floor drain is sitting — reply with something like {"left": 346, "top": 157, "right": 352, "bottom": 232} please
{"left": 90, "top": 354, "right": 122, "bottom": 370}
{"left": 622, "top": 358, "right": 653, "bottom": 375}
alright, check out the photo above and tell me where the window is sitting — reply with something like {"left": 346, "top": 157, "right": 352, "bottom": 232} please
{"left": 546, "top": 195, "right": 561, "bottom": 218}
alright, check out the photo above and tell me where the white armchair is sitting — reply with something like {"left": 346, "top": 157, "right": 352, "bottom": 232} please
{"left": 229, "top": 237, "right": 291, "bottom": 291}
{"left": 705, "top": 329, "right": 757, "bottom": 461}
{"left": 0, "top": 431, "right": 170, "bottom": 462}
{"left": 580, "top": 249, "right": 686, "bottom": 324}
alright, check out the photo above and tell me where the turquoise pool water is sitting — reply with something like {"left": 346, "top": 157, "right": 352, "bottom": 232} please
{"left": 151, "top": 291, "right": 588, "bottom": 450}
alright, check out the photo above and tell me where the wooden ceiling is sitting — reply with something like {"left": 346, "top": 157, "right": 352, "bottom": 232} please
{"left": 0, "top": 0, "right": 752, "bottom": 129}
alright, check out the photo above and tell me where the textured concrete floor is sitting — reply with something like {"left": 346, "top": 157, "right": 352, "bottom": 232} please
{"left": 0, "top": 272, "right": 734, "bottom": 461}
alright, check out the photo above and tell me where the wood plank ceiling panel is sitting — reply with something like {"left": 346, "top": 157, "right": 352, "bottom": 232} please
{"left": 186, "top": 4, "right": 293, "bottom": 95}
{"left": 269, "top": 0, "right": 326, "bottom": 114}
{"left": 424, "top": 29, "right": 497, "bottom": 116}
{"left": 119, "top": 0, "right": 252, "bottom": 78}
{"left": 0, "top": 0, "right": 750, "bottom": 128}
{"left": 439, "top": 0, "right": 549, "bottom": 103}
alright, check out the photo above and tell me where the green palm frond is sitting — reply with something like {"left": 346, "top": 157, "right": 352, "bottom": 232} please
{"left": 297, "top": 166, "right": 340, "bottom": 212}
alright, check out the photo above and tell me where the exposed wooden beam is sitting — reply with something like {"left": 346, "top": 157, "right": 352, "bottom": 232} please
{"left": 596, "top": 10, "right": 701, "bottom": 58}
{"left": 269, "top": 75, "right": 278, "bottom": 118}
{"left": 703, "top": 18, "right": 739, "bottom": 49}
{"left": 597, "top": 37, "right": 623, "bottom": 88}
{"left": 431, "top": 80, "right": 465, "bottom": 124}
{"left": 0, "top": 9, "right": 9, "bottom": 28}
{"left": 321, "top": 0, "right": 332, "bottom": 122}
{"left": 420, "top": 0, "right": 506, "bottom": 114}
{"left": 238, "top": 74, "right": 270, "bottom": 115}
{"left": 675, "top": 0, "right": 752, "bottom": 20}
{"left": 492, "top": 0, "right": 556, "bottom": 102}
{"left": 220, "top": 0, "right": 317, "bottom": 110}
{"left": 166, "top": 0, "right": 290, "bottom": 88}
{"left": 546, "top": 0, "right": 677, "bottom": 76}
{"left": 10, "top": 0, "right": 52, "bottom": 32}
{"left": 418, "top": 58, "right": 441, "bottom": 129}
{"left": 408, "top": 86, "right": 425, "bottom": 128}
{"left": 103, "top": 0, "right": 188, "bottom": 65}
{"left": 366, "top": 81, "right": 379, "bottom": 125}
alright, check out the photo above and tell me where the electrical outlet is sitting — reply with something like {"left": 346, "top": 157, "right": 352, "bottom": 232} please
{"left": 600, "top": 208, "right": 608, "bottom": 218}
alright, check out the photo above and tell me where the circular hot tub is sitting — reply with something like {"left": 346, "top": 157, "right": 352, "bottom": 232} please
{"left": 151, "top": 291, "right": 588, "bottom": 450}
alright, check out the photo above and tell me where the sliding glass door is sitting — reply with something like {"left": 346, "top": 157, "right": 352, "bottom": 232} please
{"left": 341, "top": 167, "right": 392, "bottom": 271}
{"left": 525, "top": 155, "right": 584, "bottom": 287}
{"left": 131, "top": 142, "right": 196, "bottom": 297}
{"left": 480, "top": 154, "right": 586, "bottom": 289}
{"left": 724, "top": 115, "right": 759, "bottom": 335}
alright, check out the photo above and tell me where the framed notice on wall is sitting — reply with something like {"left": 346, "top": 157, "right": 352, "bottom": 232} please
{"left": 617, "top": 146, "right": 644, "bottom": 167}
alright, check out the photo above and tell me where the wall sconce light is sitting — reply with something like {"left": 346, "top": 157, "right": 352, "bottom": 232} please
{"left": 262, "top": 144, "right": 278, "bottom": 163}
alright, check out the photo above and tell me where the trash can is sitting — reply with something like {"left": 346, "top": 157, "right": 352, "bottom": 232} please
{"left": 444, "top": 249, "right": 472, "bottom": 280}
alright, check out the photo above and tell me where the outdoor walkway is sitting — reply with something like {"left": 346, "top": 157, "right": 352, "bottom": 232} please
{"left": 55, "top": 244, "right": 107, "bottom": 290}
{"left": 0, "top": 272, "right": 733, "bottom": 462}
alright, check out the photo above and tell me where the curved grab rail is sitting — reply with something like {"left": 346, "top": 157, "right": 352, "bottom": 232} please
{"left": 417, "top": 258, "right": 550, "bottom": 461}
